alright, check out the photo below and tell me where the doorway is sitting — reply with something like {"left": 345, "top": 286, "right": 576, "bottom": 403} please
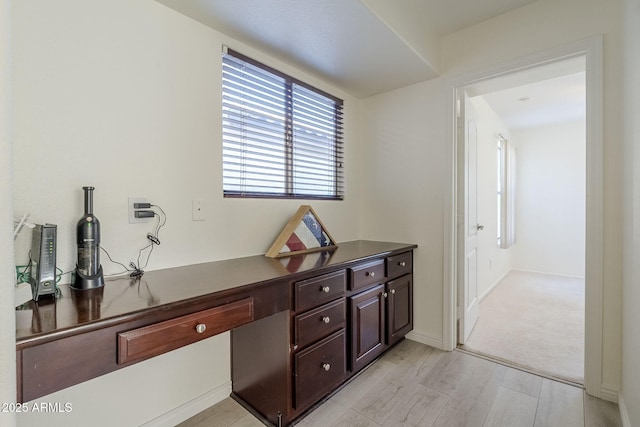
{"left": 456, "top": 58, "right": 586, "bottom": 384}
{"left": 444, "top": 36, "right": 604, "bottom": 398}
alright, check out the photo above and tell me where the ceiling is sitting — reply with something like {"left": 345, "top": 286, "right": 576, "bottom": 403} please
{"left": 467, "top": 56, "right": 586, "bottom": 130}
{"left": 155, "top": 0, "right": 537, "bottom": 98}
{"left": 154, "top": 0, "right": 581, "bottom": 130}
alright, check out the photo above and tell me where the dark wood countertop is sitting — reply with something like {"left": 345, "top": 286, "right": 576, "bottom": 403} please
{"left": 16, "top": 240, "right": 416, "bottom": 349}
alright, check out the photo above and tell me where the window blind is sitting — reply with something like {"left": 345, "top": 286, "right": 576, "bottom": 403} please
{"left": 222, "top": 48, "right": 344, "bottom": 199}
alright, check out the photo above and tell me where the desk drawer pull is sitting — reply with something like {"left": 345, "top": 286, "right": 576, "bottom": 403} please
{"left": 386, "top": 252, "right": 412, "bottom": 279}
{"left": 195, "top": 323, "right": 207, "bottom": 334}
{"left": 295, "top": 270, "right": 346, "bottom": 311}
{"left": 322, "top": 316, "right": 331, "bottom": 324}
{"left": 349, "top": 260, "right": 385, "bottom": 291}
{"left": 322, "top": 363, "right": 331, "bottom": 371}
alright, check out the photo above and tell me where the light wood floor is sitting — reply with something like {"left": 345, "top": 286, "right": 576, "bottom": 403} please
{"left": 179, "top": 340, "right": 621, "bottom": 427}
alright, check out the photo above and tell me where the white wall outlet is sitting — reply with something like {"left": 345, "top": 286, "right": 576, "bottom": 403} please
{"left": 128, "top": 197, "right": 152, "bottom": 223}
{"left": 192, "top": 199, "right": 205, "bottom": 221}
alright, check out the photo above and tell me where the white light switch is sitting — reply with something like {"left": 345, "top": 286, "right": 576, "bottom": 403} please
{"left": 192, "top": 199, "right": 205, "bottom": 221}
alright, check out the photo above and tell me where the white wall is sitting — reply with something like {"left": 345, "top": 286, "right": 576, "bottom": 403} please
{"left": 469, "top": 96, "right": 512, "bottom": 298}
{"left": 361, "top": 0, "right": 622, "bottom": 398}
{"left": 621, "top": 0, "right": 640, "bottom": 425}
{"left": 510, "top": 121, "right": 586, "bottom": 277}
{"left": 11, "top": 1, "right": 362, "bottom": 425}
{"left": 359, "top": 78, "right": 446, "bottom": 347}
{"left": 1, "top": 1, "right": 16, "bottom": 427}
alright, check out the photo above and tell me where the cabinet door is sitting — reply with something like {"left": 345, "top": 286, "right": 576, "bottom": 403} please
{"left": 387, "top": 274, "right": 413, "bottom": 346}
{"left": 350, "top": 284, "right": 386, "bottom": 373}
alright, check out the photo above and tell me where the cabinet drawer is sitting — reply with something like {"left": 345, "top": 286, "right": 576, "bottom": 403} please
{"left": 295, "top": 270, "right": 346, "bottom": 312}
{"left": 349, "top": 259, "right": 385, "bottom": 291}
{"left": 118, "top": 298, "right": 253, "bottom": 365}
{"left": 294, "top": 330, "right": 346, "bottom": 410}
{"left": 386, "top": 252, "right": 413, "bottom": 279}
{"left": 295, "top": 299, "right": 345, "bottom": 349}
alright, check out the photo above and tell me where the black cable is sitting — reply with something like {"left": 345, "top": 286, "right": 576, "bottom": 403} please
{"left": 137, "top": 242, "right": 154, "bottom": 270}
{"left": 100, "top": 204, "right": 167, "bottom": 279}
{"left": 101, "top": 246, "right": 133, "bottom": 275}
{"left": 151, "top": 205, "right": 166, "bottom": 240}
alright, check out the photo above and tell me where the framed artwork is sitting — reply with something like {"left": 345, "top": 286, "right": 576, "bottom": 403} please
{"left": 265, "top": 205, "right": 338, "bottom": 258}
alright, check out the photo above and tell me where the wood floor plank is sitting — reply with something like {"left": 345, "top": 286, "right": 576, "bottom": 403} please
{"left": 386, "top": 344, "right": 445, "bottom": 387}
{"left": 353, "top": 380, "right": 448, "bottom": 426}
{"left": 384, "top": 383, "right": 449, "bottom": 427}
{"left": 179, "top": 342, "right": 623, "bottom": 427}
{"left": 177, "top": 398, "right": 250, "bottom": 427}
{"left": 533, "top": 379, "right": 584, "bottom": 427}
{"left": 501, "top": 367, "right": 543, "bottom": 398}
{"left": 331, "top": 409, "right": 381, "bottom": 427}
{"left": 296, "top": 397, "right": 352, "bottom": 427}
{"left": 482, "top": 386, "right": 538, "bottom": 427}
{"left": 420, "top": 350, "right": 507, "bottom": 404}
{"left": 431, "top": 396, "right": 493, "bottom": 427}
{"left": 229, "top": 414, "right": 265, "bottom": 427}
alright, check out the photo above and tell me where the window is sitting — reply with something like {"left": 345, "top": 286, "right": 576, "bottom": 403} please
{"left": 497, "top": 135, "right": 516, "bottom": 249}
{"left": 222, "top": 48, "right": 344, "bottom": 199}
{"left": 497, "top": 141, "right": 503, "bottom": 246}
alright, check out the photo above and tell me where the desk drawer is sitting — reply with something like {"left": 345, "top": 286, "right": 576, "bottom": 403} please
{"left": 118, "top": 298, "right": 253, "bottom": 365}
{"left": 294, "top": 330, "right": 346, "bottom": 410}
{"left": 386, "top": 252, "right": 413, "bottom": 279}
{"left": 295, "top": 270, "right": 346, "bottom": 312}
{"left": 349, "top": 259, "right": 385, "bottom": 291}
{"left": 295, "top": 299, "right": 345, "bottom": 349}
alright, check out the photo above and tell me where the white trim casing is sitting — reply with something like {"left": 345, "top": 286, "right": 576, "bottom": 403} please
{"left": 443, "top": 35, "right": 605, "bottom": 398}
{"left": 618, "top": 393, "right": 632, "bottom": 427}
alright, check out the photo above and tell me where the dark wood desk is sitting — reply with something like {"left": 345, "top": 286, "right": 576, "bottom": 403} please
{"left": 16, "top": 240, "right": 416, "bottom": 426}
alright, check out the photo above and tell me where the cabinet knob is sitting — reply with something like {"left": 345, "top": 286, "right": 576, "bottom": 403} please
{"left": 322, "top": 363, "right": 331, "bottom": 371}
{"left": 321, "top": 286, "right": 331, "bottom": 293}
{"left": 399, "top": 261, "right": 406, "bottom": 267}
{"left": 382, "top": 292, "right": 388, "bottom": 298}
{"left": 366, "top": 271, "right": 375, "bottom": 278}
{"left": 195, "top": 323, "right": 207, "bottom": 334}
{"left": 322, "top": 316, "right": 331, "bottom": 324}
{"left": 391, "top": 289, "right": 396, "bottom": 295}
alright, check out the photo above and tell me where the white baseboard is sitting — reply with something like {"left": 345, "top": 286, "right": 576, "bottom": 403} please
{"left": 599, "top": 383, "right": 619, "bottom": 403}
{"left": 406, "top": 330, "right": 444, "bottom": 350}
{"left": 510, "top": 268, "right": 585, "bottom": 280}
{"left": 141, "top": 381, "right": 232, "bottom": 427}
{"left": 478, "top": 270, "right": 511, "bottom": 302}
{"left": 618, "top": 393, "right": 631, "bottom": 427}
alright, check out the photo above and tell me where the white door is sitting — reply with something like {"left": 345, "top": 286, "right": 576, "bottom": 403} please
{"left": 457, "top": 91, "right": 480, "bottom": 344}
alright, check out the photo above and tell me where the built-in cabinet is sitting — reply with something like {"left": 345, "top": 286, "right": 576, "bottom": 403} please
{"left": 232, "top": 249, "right": 414, "bottom": 426}
{"left": 16, "top": 240, "right": 415, "bottom": 427}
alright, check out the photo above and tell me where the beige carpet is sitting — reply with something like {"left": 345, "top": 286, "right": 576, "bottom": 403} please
{"left": 461, "top": 270, "right": 584, "bottom": 384}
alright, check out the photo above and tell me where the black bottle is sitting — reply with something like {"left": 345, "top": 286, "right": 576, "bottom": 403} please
{"left": 72, "top": 186, "right": 105, "bottom": 290}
